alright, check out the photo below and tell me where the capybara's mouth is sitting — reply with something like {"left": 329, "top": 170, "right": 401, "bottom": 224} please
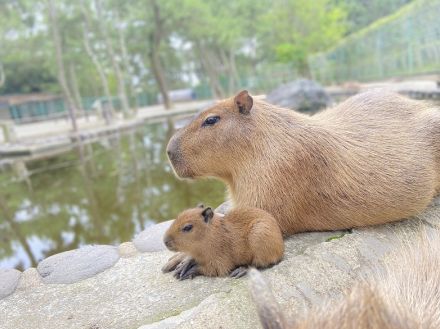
{"left": 166, "top": 244, "right": 177, "bottom": 252}
{"left": 168, "top": 157, "right": 195, "bottom": 180}
{"left": 164, "top": 237, "right": 177, "bottom": 251}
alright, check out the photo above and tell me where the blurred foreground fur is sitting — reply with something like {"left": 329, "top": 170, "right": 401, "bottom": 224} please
{"left": 249, "top": 229, "right": 440, "bottom": 329}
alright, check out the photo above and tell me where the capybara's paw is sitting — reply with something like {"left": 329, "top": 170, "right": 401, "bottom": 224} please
{"left": 174, "top": 257, "right": 198, "bottom": 280}
{"left": 230, "top": 266, "right": 248, "bottom": 278}
{"left": 162, "top": 253, "right": 186, "bottom": 273}
{"left": 178, "top": 263, "right": 200, "bottom": 280}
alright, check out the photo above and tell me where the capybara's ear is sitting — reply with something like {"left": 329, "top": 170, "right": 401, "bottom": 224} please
{"left": 234, "top": 90, "right": 253, "bottom": 115}
{"left": 197, "top": 203, "right": 205, "bottom": 208}
{"left": 201, "top": 207, "right": 214, "bottom": 223}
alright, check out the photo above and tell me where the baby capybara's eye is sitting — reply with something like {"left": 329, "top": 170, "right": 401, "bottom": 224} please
{"left": 182, "top": 224, "right": 193, "bottom": 232}
{"left": 202, "top": 116, "right": 220, "bottom": 127}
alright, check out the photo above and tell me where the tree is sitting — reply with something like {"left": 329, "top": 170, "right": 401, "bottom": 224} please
{"left": 47, "top": 0, "right": 78, "bottom": 132}
{"left": 94, "top": 0, "right": 131, "bottom": 118}
{"left": 0, "top": 62, "right": 5, "bottom": 89}
{"left": 258, "top": 0, "right": 348, "bottom": 76}
{"left": 148, "top": 0, "right": 172, "bottom": 109}
{"left": 79, "top": 0, "right": 116, "bottom": 118}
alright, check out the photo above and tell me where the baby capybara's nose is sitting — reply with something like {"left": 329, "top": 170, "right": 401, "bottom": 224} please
{"left": 163, "top": 236, "right": 174, "bottom": 250}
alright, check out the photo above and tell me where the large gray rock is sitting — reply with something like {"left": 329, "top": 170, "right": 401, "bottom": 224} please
{"left": 0, "top": 269, "right": 21, "bottom": 299}
{"left": 133, "top": 220, "right": 173, "bottom": 252}
{"left": 37, "top": 245, "right": 120, "bottom": 284}
{"left": 266, "top": 79, "right": 331, "bottom": 114}
{"left": 1, "top": 196, "right": 439, "bottom": 329}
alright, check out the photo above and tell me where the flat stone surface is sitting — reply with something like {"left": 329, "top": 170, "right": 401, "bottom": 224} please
{"left": 1, "top": 196, "right": 439, "bottom": 329}
{"left": 36, "top": 245, "right": 120, "bottom": 284}
{"left": 0, "top": 269, "right": 21, "bottom": 300}
{"left": 133, "top": 220, "right": 173, "bottom": 252}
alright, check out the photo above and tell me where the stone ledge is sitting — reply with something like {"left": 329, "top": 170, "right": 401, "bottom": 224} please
{"left": 0, "top": 196, "right": 438, "bottom": 329}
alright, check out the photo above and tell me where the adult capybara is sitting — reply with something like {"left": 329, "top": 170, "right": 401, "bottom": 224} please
{"left": 167, "top": 90, "right": 440, "bottom": 235}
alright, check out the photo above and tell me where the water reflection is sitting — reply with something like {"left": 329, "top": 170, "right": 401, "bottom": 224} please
{"left": 0, "top": 117, "right": 225, "bottom": 270}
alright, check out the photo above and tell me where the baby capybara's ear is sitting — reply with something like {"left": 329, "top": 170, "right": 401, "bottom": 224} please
{"left": 197, "top": 203, "right": 205, "bottom": 208}
{"left": 234, "top": 90, "right": 253, "bottom": 115}
{"left": 201, "top": 207, "right": 214, "bottom": 223}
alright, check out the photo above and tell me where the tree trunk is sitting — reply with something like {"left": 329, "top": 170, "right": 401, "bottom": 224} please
{"left": 80, "top": 4, "right": 115, "bottom": 121}
{"left": 69, "top": 63, "right": 85, "bottom": 118}
{"left": 149, "top": 48, "right": 172, "bottom": 108}
{"left": 149, "top": 0, "right": 172, "bottom": 109}
{"left": 117, "top": 14, "right": 138, "bottom": 113}
{"left": 228, "top": 47, "right": 240, "bottom": 93}
{"left": 47, "top": 0, "right": 78, "bottom": 132}
{"left": 196, "top": 43, "right": 225, "bottom": 99}
{"left": 0, "top": 62, "right": 5, "bottom": 88}
{"left": 94, "top": 0, "right": 131, "bottom": 118}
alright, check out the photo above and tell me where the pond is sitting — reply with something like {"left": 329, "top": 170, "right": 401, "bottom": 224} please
{"left": 0, "top": 116, "right": 226, "bottom": 270}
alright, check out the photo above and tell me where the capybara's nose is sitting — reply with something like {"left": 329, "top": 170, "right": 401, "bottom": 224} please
{"left": 163, "top": 236, "right": 174, "bottom": 250}
{"left": 166, "top": 138, "right": 179, "bottom": 162}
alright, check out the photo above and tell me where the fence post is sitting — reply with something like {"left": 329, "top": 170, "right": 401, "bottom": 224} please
{"left": 0, "top": 120, "right": 17, "bottom": 143}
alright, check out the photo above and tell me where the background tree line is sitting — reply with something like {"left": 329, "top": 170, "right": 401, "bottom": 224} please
{"left": 0, "top": 0, "right": 412, "bottom": 111}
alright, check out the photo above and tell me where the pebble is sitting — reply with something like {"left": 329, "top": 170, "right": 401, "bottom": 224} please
{"left": 37, "top": 245, "right": 120, "bottom": 284}
{"left": 118, "top": 242, "right": 139, "bottom": 258}
{"left": 0, "top": 268, "right": 21, "bottom": 299}
{"left": 133, "top": 220, "right": 173, "bottom": 253}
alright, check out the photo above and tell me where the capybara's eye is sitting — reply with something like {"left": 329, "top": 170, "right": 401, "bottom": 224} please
{"left": 182, "top": 224, "right": 193, "bottom": 232}
{"left": 202, "top": 116, "right": 220, "bottom": 127}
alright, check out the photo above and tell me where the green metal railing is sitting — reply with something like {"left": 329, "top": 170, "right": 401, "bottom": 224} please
{"left": 6, "top": 92, "right": 160, "bottom": 124}
{"left": 309, "top": 0, "right": 440, "bottom": 83}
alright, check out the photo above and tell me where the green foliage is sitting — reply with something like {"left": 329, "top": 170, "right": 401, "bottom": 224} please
{"left": 1, "top": 60, "right": 58, "bottom": 94}
{"left": 0, "top": 0, "right": 413, "bottom": 98}
{"left": 338, "top": 0, "right": 413, "bottom": 33}
{"left": 309, "top": 0, "right": 440, "bottom": 83}
{"left": 258, "top": 0, "right": 347, "bottom": 74}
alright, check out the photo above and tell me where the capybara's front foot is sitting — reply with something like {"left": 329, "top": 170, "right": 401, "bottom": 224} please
{"left": 230, "top": 266, "right": 248, "bottom": 278}
{"left": 174, "top": 258, "right": 199, "bottom": 280}
{"left": 162, "top": 252, "right": 187, "bottom": 273}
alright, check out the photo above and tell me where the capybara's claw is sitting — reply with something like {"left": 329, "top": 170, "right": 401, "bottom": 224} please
{"left": 172, "top": 257, "right": 197, "bottom": 279}
{"left": 178, "top": 262, "right": 200, "bottom": 280}
{"left": 162, "top": 252, "right": 186, "bottom": 273}
{"left": 230, "top": 266, "right": 248, "bottom": 278}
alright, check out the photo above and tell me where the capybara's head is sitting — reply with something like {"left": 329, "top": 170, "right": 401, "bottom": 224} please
{"left": 166, "top": 90, "right": 255, "bottom": 180}
{"left": 163, "top": 205, "right": 215, "bottom": 254}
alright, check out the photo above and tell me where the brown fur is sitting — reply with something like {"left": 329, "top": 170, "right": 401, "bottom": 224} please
{"left": 163, "top": 206, "right": 284, "bottom": 277}
{"left": 249, "top": 230, "right": 440, "bottom": 329}
{"left": 167, "top": 90, "right": 440, "bottom": 235}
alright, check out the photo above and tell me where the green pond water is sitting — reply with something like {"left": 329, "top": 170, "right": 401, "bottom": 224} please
{"left": 0, "top": 116, "right": 226, "bottom": 270}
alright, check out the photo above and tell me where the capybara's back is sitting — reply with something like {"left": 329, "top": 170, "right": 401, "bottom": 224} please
{"left": 307, "top": 90, "right": 440, "bottom": 228}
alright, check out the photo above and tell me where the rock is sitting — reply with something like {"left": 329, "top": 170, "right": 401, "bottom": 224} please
{"left": 266, "top": 79, "right": 331, "bottom": 114}
{"left": 36, "top": 245, "right": 120, "bottom": 284}
{"left": 16, "top": 268, "right": 42, "bottom": 291}
{"left": 1, "top": 197, "right": 439, "bottom": 329}
{"left": 0, "top": 269, "right": 21, "bottom": 300}
{"left": 133, "top": 220, "right": 173, "bottom": 252}
{"left": 119, "top": 242, "right": 138, "bottom": 258}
